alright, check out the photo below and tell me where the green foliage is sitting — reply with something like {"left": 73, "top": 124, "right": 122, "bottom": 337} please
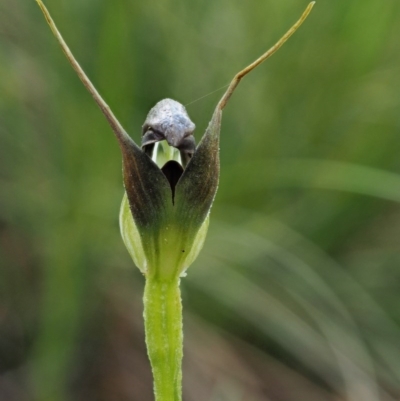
{"left": 1, "top": 0, "right": 400, "bottom": 400}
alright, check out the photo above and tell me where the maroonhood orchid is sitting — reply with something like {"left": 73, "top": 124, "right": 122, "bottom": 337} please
{"left": 34, "top": 1, "right": 315, "bottom": 400}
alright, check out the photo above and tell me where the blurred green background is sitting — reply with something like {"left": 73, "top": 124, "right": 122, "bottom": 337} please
{"left": 1, "top": 0, "right": 400, "bottom": 400}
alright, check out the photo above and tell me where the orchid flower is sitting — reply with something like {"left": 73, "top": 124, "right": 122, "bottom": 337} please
{"left": 34, "top": 2, "right": 315, "bottom": 400}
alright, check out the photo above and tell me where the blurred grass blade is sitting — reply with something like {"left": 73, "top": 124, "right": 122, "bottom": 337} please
{"left": 222, "top": 158, "right": 400, "bottom": 202}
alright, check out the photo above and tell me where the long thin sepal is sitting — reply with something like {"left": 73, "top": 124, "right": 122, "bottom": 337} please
{"left": 175, "top": 2, "right": 315, "bottom": 247}
{"left": 34, "top": 0, "right": 173, "bottom": 266}
{"left": 35, "top": 0, "right": 130, "bottom": 146}
{"left": 217, "top": 2, "right": 315, "bottom": 110}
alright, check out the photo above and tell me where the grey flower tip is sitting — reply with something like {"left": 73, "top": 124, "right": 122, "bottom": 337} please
{"left": 143, "top": 99, "right": 195, "bottom": 138}
{"left": 142, "top": 98, "right": 197, "bottom": 161}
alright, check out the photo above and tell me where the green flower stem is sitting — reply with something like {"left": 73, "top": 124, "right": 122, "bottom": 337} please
{"left": 144, "top": 276, "right": 183, "bottom": 401}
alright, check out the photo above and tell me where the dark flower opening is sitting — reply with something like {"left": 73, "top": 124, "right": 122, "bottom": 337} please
{"left": 161, "top": 160, "right": 184, "bottom": 203}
